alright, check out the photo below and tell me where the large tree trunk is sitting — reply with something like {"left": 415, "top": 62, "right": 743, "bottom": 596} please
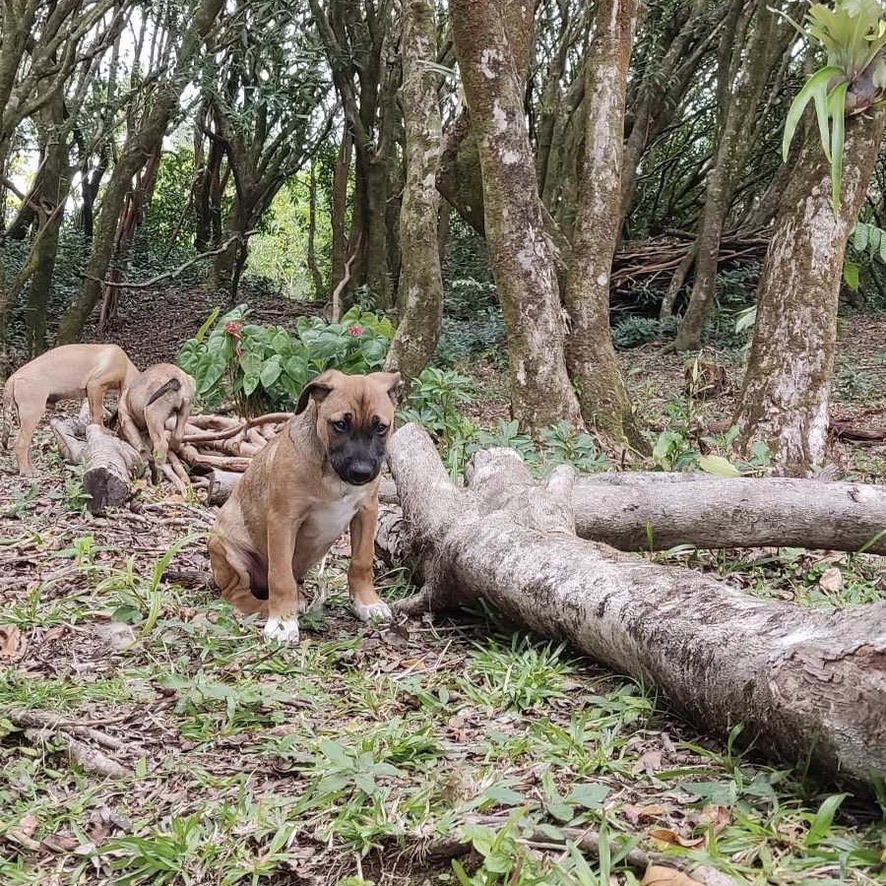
{"left": 54, "top": 0, "right": 223, "bottom": 344}
{"left": 563, "top": 0, "right": 641, "bottom": 447}
{"left": 451, "top": 0, "right": 581, "bottom": 431}
{"left": 383, "top": 423, "right": 886, "bottom": 795}
{"left": 384, "top": 0, "right": 443, "bottom": 381}
{"left": 734, "top": 108, "right": 886, "bottom": 475}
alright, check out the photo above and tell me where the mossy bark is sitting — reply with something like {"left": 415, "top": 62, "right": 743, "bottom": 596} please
{"left": 385, "top": 0, "right": 443, "bottom": 382}
{"left": 451, "top": 0, "right": 581, "bottom": 431}
{"left": 563, "top": 0, "right": 642, "bottom": 448}
{"left": 734, "top": 108, "right": 886, "bottom": 475}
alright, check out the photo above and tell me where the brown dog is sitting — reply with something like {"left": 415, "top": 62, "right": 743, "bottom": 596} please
{"left": 208, "top": 369, "right": 402, "bottom": 643}
{"left": 118, "top": 363, "right": 195, "bottom": 484}
{"left": 2, "top": 343, "right": 139, "bottom": 476}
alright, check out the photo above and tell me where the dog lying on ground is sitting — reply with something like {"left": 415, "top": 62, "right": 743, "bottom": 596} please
{"left": 118, "top": 363, "right": 196, "bottom": 486}
{"left": 2, "top": 343, "right": 139, "bottom": 476}
{"left": 208, "top": 369, "right": 402, "bottom": 643}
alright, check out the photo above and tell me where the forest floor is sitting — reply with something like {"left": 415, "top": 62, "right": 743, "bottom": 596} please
{"left": 2, "top": 292, "right": 886, "bottom": 885}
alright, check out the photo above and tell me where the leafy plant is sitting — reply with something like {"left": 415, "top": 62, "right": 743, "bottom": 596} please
{"left": 781, "top": 0, "right": 886, "bottom": 210}
{"left": 399, "top": 366, "right": 477, "bottom": 445}
{"left": 177, "top": 304, "right": 394, "bottom": 415}
{"left": 612, "top": 316, "right": 678, "bottom": 350}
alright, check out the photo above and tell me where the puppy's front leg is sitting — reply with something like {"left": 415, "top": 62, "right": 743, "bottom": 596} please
{"left": 265, "top": 509, "right": 307, "bottom": 643}
{"left": 348, "top": 500, "right": 392, "bottom": 623}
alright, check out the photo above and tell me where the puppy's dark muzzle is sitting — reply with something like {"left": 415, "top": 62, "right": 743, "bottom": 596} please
{"left": 333, "top": 459, "right": 379, "bottom": 486}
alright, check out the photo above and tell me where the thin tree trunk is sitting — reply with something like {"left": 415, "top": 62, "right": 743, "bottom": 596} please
{"left": 451, "top": 0, "right": 581, "bottom": 431}
{"left": 734, "top": 109, "right": 886, "bottom": 475}
{"left": 307, "top": 159, "right": 325, "bottom": 300}
{"left": 385, "top": 0, "right": 443, "bottom": 381}
{"left": 563, "top": 0, "right": 642, "bottom": 447}
{"left": 330, "top": 128, "right": 352, "bottom": 304}
{"left": 382, "top": 423, "right": 886, "bottom": 795}
{"left": 674, "top": 4, "right": 797, "bottom": 351}
{"left": 54, "top": 0, "right": 223, "bottom": 344}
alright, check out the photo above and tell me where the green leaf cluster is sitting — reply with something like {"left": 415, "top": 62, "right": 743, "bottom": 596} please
{"left": 781, "top": 0, "right": 886, "bottom": 212}
{"left": 176, "top": 305, "right": 394, "bottom": 416}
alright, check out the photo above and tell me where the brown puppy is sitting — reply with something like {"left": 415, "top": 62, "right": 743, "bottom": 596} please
{"left": 118, "top": 363, "right": 195, "bottom": 482}
{"left": 208, "top": 369, "right": 402, "bottom": 643}
{"left": 2, "top": 344, "right": 139, "bottom": 476}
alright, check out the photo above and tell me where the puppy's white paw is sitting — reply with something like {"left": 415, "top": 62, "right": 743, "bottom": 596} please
{"left": 263, "top": 616, "right": 301, "bottom": 643}
{"left": 354, "top": 600, "right": 393, "bottom": 623}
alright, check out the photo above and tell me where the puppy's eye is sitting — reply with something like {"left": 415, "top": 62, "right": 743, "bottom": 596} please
{"left": 375, "top": 423, "right": 389, "bottom": 436}
{"left": 331, "top": 419, "right": 348, "bottom": 433}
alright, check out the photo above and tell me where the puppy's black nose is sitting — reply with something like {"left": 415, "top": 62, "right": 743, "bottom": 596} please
{"left": 347, "top": 462, "right": 375, "bottom": 485}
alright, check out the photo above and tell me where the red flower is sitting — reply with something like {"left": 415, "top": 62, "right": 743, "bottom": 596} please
{"left": 225, "top": 321, "right": 243, "bottom": 338}
{"left": 347, "top": 325, "right": 364, "bottom": 337}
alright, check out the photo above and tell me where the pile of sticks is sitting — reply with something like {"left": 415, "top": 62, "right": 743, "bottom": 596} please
{"left": 610, "top": 230, "right": 769, "bottom": 305}
{"left": 174, "top": 411, "right": 292, "bottom": 504}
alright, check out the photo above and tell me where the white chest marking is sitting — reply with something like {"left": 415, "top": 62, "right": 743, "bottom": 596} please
{"left": 307, "top": 487, "right": 367, "bottom": 544}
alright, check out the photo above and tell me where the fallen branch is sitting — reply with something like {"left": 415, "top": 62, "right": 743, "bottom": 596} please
{"left": 50, "top": 418, "right": 143, "bottom": 514}
{"left": 572, "top": 472, "right": 886, "bottom": 555}
{"left": 80, "top": 231, "right": 257, "bottom": 291}
{"left": 383, "top": 424, "right": 886, "bottom": 794}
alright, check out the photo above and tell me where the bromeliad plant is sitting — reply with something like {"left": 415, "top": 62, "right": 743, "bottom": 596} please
{"left": 781, "top": 0, "right": 886, "bottom": 211}
{"left": 177, "top": 305, "right": 394, "bottom": 416}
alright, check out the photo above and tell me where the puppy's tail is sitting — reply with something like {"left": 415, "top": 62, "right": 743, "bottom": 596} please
{"left": 146, "top": 377, "right": 181, "bottom": 407}
{"left": 1, "top": 377, "right": 15, "bottom": 450}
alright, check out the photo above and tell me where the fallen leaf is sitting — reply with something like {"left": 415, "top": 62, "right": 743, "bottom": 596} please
{"left": 647, "top": 827, "right": 705, "bottom": 848}
{"left": 41, "top": 832, "right": 80, "bottom": 853}
{"left": 624, "top": 803, "right": 672, "bottom": 824}
{"left": 5, "top": 813, "right": 40, "bottom": 851}
{"left": 0, "top": 625, "right": 21, "bottom": 659}
{"left": 819, "top": 567, "right": 843, "bottom": 594}
{"left": 695, "top": 804, "right": 732, "bottom": 833}
{"left": 641, "top": 865, "right": 706, "bottom": 885}
{"left": 633, "top": 748, "right": 664, "bottom": 775}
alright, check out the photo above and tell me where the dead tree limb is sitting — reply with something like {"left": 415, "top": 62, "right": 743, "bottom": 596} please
{"left": 50, "top": 418, "right": 143, "bottom": 514}
{"left": 384, "top": 424, "right": 886, "bottom": 794}
{"left": 572, "top": 472, "right": 886, "bottom": 554}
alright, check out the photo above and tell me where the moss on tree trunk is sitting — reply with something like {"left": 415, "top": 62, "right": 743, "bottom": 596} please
{"left": 734, "top": 108, "right": 886, "bottom": 475}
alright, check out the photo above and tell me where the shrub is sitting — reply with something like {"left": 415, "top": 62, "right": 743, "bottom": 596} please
{"left": 612, "top": 316, "right": 678, "bottom": 350}
{"left": 177, "top": 305, "right": 394, "bottom": 415}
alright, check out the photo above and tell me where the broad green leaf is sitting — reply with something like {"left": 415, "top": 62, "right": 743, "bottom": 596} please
{"left": 482, "top": 785, "right": 525, "bottom": 806}
{"left": 827, "top": 79, "right": 850, "bottom": 210}
{"left": 852, "top": 221, "right": 870, "bottom": 251}
{"left": 565, "top": 782, "right": 610, "bottom": 809}
{"left": 242, "top": 373, "right": 260, "bottom": 396}
{"left": 698, "top": 454, "right": 743, "bottom": 477}
{"left": 805, "top": 793, "right": 848, "bottom": 847}
{"left": 782, "top": 66, "right": 845, "bottom": 161}
{"left": 193, "top": 307, "right": 220, "bottom": 344}
{"left": 260, "top": 355, "right": 282, "bottom": 388}
{"left": 843, "top": 259, "right": 861, "bottom": 290}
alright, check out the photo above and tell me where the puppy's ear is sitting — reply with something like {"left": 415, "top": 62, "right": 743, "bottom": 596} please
{"left": 296, "top": 372, "right": 336, "bottom": 414}
{"left": 379, "top": 371, "right": 403, "bottom": 405}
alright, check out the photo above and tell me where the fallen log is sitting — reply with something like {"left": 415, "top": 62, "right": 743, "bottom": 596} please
{"left": 573, "top": 472, "right": 886, "bottom": 555}
{"left": 385, "top": 424, "right": 886, "bottom": 794}
{"left": 50, "top": 418, "right": 143, "bottom": 515}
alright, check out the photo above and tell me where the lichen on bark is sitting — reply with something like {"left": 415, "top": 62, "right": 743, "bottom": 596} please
{"left": 734, "top": 107, "right": 886, "bottom": 475}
